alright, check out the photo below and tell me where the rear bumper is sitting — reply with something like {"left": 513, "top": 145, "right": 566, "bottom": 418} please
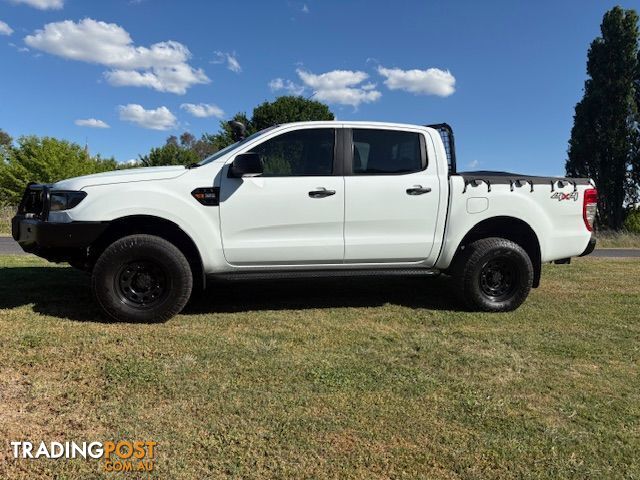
{"left": 12, "top": 215, "right": 108, "bottom": 260}
{"left": 579, "top": 234, "right": 597, "bottom": 257}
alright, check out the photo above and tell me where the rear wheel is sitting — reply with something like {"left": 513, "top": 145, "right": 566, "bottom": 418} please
{"left": 91, "top": 234, "right": 192, "bottom": 322}
{"left": 453, "top": 237, "right": 533, "bottom": 312}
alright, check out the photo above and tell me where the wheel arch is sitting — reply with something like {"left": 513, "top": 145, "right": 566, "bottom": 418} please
{"left": 90, "top": 215, "right": 205, "bottom": 290}
{"left": 448, "top": 216, "right": 542, "bottom": 287}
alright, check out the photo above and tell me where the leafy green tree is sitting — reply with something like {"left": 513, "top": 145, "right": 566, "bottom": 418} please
{"left": 624, "top": 207, "right": 640, "bottom": 233}
{"left": 178, "top": 132, "right": 219, "bottom": 160}
{"left": 251, "top": 96, "right": 334, "bottom": 131}
{"left": 566, "top": 6, "right": 640, "bottom": 230}
{"left": 0, "top": 129, "right": 11, "bottom": 148}
{"left": 206, "top": 97, "right": 334, "bottom": 151}
{"left": 139, "top": 141, "right": 199, "bottom": 167}
{"left": 139, "top": 131, "right": 224, "bottom": 166}
{"left": 0, "top": 136, "right": 117, "bottom": 205}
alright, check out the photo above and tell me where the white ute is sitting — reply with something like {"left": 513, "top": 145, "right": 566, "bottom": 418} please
{"left": 12, "top": 122, "right": 597, "bottom": 322}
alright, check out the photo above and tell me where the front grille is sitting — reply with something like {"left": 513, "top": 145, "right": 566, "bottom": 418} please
{"left": 17, "top": 183, "right": 50, "bottom": 219}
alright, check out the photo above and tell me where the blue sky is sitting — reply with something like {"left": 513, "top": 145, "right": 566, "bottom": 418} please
{"left": 1, "top": 0, "right": 639, "bottom": 174}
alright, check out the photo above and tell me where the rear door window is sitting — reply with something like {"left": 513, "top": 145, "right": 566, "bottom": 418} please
{"left": 352, "top": 129, "right": 424, "bottom": 174}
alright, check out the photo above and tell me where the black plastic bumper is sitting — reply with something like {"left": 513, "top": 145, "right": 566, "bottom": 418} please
{"left": 579, "top": 234, "right": 597, "bottom": 257}
{"left": 12, "top": 215, "right": 109, "bottom": 260}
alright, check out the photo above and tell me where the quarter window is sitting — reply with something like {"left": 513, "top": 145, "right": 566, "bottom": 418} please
{"left": 249, "top": 128, "right": 335, "bottom": 176}
{"left": 352, "top": 129, "right": 424, "bottom": 174}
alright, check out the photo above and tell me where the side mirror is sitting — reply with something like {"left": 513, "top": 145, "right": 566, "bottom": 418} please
{"left": 228, "top": 153, "right": 263, "bottom": 178}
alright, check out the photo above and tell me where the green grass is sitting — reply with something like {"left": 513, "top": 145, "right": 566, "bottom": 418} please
{"left": 596, "top": 230, "right": 640, "bottom": 248}
{"left": 0, "top": 255, "right": 638, "bottom": 479}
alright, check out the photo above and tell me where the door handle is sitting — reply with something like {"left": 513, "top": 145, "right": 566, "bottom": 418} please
{"left": 309, "top": 187, "right": 336, "bottom": 198}
{"left": 406, "top": 185, "right": 432, "bottom": 195}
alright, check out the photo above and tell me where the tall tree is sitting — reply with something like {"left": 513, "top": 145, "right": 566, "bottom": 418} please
{"left": 566, "top": 6, "right": 640, "bottom": 230}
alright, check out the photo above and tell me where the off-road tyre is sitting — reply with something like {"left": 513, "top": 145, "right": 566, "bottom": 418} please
{"left": 91, "top": 234, "right": 192, "bottom": 322}
{"left": 453, "top": 237, "right": 533, "bottom": 312}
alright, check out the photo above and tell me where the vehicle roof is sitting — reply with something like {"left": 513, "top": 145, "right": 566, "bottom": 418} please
{"left": 273, "top": 120, "right": 434, "bottom": 130}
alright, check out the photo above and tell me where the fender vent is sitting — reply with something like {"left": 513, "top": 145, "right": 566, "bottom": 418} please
{"left": 191, "top": 187, "right": 220, "bottom": 206}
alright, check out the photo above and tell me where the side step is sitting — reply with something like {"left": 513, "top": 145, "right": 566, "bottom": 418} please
{"left": 208, "top": 268, "right": 440, "bottom": 282}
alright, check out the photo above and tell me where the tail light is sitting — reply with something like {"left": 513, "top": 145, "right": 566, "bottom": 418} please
{"left": 583, "top": 188, "right": 597, "bottom": 231}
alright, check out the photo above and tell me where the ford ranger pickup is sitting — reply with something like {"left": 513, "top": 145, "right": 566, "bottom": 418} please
{"left": 12, "top": 122, "right": 597, "bottom": 322}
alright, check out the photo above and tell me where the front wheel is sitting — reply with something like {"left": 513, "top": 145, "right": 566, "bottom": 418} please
{"left": 91, "top": 234, "right": 193, "bottom": 323}
{"left": 453, "top": 237, "right": 533, "bottom": 312}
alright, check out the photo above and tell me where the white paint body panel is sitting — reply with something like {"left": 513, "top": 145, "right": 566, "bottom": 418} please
{"left": 51, "top": 121, "right": 594, "bottom": 275}
{"left": 219, "top": 175, "right": 344, "bottom": 265}
{"left": 343, "top": 126, "right": 444, "bottom": 263}
{"left": 435, "top": 176, "right": 593, "bottom": 270}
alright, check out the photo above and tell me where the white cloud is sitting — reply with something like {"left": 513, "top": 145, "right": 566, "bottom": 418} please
{"left": 0, "top": 21, "right": 13, "bottom": 36}
{"left": 269, "top": 78, "right": 283, "bottom": 90}
{"left": 212, "top": 51, "right": 241, "bottom": 73}
{"left": 75, "top": 118, "right": 110, "bottom": 128}
{"left": 269, "top": 77, "right": 305, "bottom": 96}
{"left": 8, "top": 42, "right": 28, "bottom": 52}
{"left": 377, "top": 66, "right": 456, "bottom": 97}
{"left": 226, "top": 54, "right": 241, "bottom": 73}
{"left": 296, "top": 69, "right": 381, "bottom": 107}
{"left": 468, "top": 160, "right": 480, "bottom": 169}
{"left": 302, "top": 4, "right": 309, "bottom": 13}
{"left": 24, "top": 18, "right": 209, "bottom": 94}
{"left": 9, "top": 0, "right": 63, "bottom": 9}
{"left": 180, "top": 103, "right": 224, "bottom": 118}
{"left": 118, "top": 104, "right": 176, "bottom": 130}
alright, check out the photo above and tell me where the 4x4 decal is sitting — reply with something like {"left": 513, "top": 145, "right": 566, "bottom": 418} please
{"left": 550, "top": 191, "right": 579, "bottom": 202}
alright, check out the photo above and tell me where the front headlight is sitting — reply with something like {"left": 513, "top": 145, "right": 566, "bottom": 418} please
{"left": 49, "top": 191, "right": 87, "bottom": 211}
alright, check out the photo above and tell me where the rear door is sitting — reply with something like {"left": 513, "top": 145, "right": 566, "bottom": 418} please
{"left": 344, "top": 127, "right": 441, "bottom": 263}
{"left": 219, "top": 127, "right": 344, "bottom": 265}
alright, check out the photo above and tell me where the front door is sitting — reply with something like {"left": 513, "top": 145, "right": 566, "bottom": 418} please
{"left": 219, "top": 127, "right": 344, "bottom": 265}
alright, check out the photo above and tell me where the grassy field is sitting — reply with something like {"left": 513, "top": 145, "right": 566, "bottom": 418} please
{"left": 0, "top": 256, "right": 638, "bottom": 479}
{"left": 597, "top": 230, "right": 640, "bottom": 248}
